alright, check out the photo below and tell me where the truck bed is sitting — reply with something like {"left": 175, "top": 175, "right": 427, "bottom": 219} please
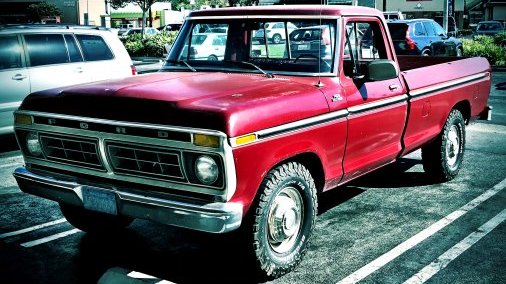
{"left": 399, "top": 56, "right": 491, "bottom": 155}
{"left": 397, "top": 55, "right": 468, "bottom": 72}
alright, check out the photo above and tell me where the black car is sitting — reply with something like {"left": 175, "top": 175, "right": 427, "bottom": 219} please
{"left": 387, "top": 19, "right": 462, "bottom": 57}
{"left": 474, "top": 21, "right": 504, "bottom": 36}
{"left": 288, "top": 25, "right": 333, "bottom": 60}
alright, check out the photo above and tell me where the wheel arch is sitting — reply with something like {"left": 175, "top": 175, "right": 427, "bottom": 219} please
{"left": 452, "top": 100, "right": 471, "bottom": 124}
{"left": 273, "top": 152, "right": 325, "bottom": 194}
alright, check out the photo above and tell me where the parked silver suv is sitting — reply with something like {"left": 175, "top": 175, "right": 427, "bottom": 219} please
{"left": 0, "top": 25, "right": 136, "bottom": 135}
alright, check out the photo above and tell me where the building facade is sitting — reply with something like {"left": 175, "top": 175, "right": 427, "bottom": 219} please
{"left": 0, "top": 0, "right": 108, "bottom": 26}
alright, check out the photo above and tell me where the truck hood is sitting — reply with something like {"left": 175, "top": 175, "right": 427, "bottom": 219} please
{"left": 20, "top": 72, "right": 330, "bottom": 137}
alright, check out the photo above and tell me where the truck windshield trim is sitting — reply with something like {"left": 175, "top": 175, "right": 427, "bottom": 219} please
{"left": 165, "top": 18, "right": 339, "bottom": 76}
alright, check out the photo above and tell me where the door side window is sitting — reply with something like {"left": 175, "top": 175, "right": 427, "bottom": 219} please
{"left": 75, "top": 34, "right": 114, "bottom": 61}
{"left": 414, "top": 23, "right": 426, "bottom": 36}
{"left": 432, "top": 22, "right": 446, "bottom": 37}
{"left": 64, "top": 35, "right": 83, "bottom": 62}
{"left": 344, "top": 21, "right": 388, "bottom": 77}
{"left": 0, "top": 35, "right": 23, "bottom": 70}
{"left": 423, "top": 22, "right": 437, "bottom": 36}
{"left": 25, "top": 34, "right": 68, "bottom": 67}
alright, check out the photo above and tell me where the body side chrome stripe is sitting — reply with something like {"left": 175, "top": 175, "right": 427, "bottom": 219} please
{"left": 256, "top": 109, "right": 349, "bottom": 140}
{"left": 231, "top": 94, "right": 408, "bottom": 146}
{"left": 348, "top": 94, "right": 408, "bottom": 115}
{"left": 409, "top": 72, "right": 489, "bottom": 98}
{"left": 0, "top": 101, "right": 22, "bottom": 112}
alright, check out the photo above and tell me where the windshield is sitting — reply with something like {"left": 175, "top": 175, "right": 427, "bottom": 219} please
{"left": 477, "top": 22, "right": 503, "bottom": 31}
{"left": 164, "top": 18, "right": 338, "bottom": 75}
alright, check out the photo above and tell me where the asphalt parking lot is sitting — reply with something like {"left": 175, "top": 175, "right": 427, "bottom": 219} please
{"left": 0, "top": 72, "right": 505, "bottom": 284}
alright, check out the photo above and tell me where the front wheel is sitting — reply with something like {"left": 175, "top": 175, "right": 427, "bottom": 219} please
{"left": 272, "top": 34, "right": 282, "bottom": 44}
{"left": 60, "top": 203, "right": 133, "bottom": 233}
{"left": 244, "top": 162, "right": 317, "bottom": 278}
{"left": 422, "top": 109, "right": 466, "bottom": 181}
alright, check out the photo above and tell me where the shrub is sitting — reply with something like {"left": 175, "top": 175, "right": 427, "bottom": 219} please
{"left": 123, "top": 31, "right": 178, "bottom": 57}
{"left": 462, "top": 34, "right": 506, "bottom": 66}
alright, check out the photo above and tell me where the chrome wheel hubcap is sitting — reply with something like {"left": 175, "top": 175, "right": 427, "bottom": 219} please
{"left": 446, "top": 125, "right": 460, "bottom": 167}
{"left": 268, "top": 186, "right": 303, "bottom": 254}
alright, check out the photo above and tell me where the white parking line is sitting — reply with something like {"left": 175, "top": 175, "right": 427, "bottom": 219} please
{"left": 20, "top": 228, "right": 81, "bottom": 248}
{"left": 336, "top": 177, "right": 506, "bottom": 284}
{"left": 127, "top": 271, "right": 177, "bottom": 284}
{"left": 403, "top": 209, "right": 506, "bottom": 284}
{"left": 0, "top": 218, "right": 67, "bottom": 239}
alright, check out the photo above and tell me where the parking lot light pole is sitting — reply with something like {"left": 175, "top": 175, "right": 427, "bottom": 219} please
{"left": 443, "top": 0, "right": 449, "bottom": 33}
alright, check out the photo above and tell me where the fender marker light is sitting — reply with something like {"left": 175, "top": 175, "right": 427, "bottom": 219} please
{"left": 14, "top": 113, "right": 33, "bottom": 125}
{"left": 234, "top": 134, "right": 257, "bottom": 146}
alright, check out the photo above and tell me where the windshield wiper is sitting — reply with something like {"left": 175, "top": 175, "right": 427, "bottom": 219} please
{"left": 164, "top": 60, "right": 196, "bottom": 72}
{"left": 224, "top": 60, "right": 273, "bottom": 78}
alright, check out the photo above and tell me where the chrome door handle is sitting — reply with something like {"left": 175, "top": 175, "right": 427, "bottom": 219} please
{"left": 12, "top": 74, "right": 27, "bottom": 80}
{"left": 389, "top": 84, "right": 400, "bottom": 91}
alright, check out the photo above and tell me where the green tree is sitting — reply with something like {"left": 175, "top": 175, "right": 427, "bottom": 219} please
{"left": 27, "top": 1, "right": 63, "bottom": 23}
{"left": 111, "top": 0, "right": 165, "bottom": 36}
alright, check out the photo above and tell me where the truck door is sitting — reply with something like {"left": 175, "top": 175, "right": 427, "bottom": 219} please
{"left": 340, "top": 18, "right": 408, "bottom": 183}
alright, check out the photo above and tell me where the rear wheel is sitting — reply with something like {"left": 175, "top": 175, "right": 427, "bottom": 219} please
{"left": 207, "top": 55, "right": 218, "bottom": 61}
{"left": 272, "top": 34, "right": 282, "bottom": 44}
{"left": 60, "top": 203, "right": 133, "bottom": 233}
{"left": 422, "top": 109, "right": 466, "bottom": 181}
{"left": 422, "top": 49, "right": 431, "bottom": 56}
{"left": 457, "top": 47, "right": 463, "bottom": 57}
{"left": 243, "top": 162, "right": 317, "bottom": 278}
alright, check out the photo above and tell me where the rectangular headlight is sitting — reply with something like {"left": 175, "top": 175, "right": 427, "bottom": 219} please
{"left": 193, "top": 134, "right": 220, "bottom": 148}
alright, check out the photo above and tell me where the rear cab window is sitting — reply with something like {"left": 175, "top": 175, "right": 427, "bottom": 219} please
{"left": 75, "top": 34, "right": 114, "bottom": 61}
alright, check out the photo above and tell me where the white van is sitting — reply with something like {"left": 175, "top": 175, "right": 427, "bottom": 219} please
{"left": 0, "top": 25, "right": 136, "bottom": 135}
{"left": 383, "top": 11, "right": 405, "bottom": 21}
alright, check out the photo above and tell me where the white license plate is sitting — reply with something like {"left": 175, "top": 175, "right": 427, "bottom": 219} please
{"left": 82, "top": 186, "right": 117, "bottom": 215}
{"left": 298, "top": 44, "right": 310, "bottom": 50}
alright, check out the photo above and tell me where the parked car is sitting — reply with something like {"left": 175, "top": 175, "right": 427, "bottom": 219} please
{"left": 383, "top": 11, "right": 404, "bottom": 21}
{"left": 120, "top": 27, "right": 159, "bottom": 39}
{"left": 288, "top": 25, "right": 333, "bottom": 60}
{"left": 0, "top": 24, "right": 136, "bottom": 135}
{"left": 253, "top": 21, "right": 297, "bottom": 44}
{"left": 159, "top": 23, "right": 182, "bottom": 32}
{"left": 474, "top": 20, "right": 504, "bottom": 36}
{"left": 117, "top": 23, "right": 134, "bottom": 37}
{"left": 387, "top": 19, "right": 462, "bottom": 56}
{"left": 187, "top": 33, "right": 227, "bottom": 61}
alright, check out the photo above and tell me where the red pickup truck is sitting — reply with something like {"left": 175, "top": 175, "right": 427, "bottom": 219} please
{"left": 13, "top": 5, "right": 491, "bottom": 278}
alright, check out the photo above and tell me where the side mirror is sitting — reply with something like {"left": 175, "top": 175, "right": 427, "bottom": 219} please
{"left": 366, "top": 60, "right": 398, "bottom": 81}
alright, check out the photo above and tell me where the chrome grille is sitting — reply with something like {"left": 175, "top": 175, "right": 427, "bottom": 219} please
{"left": 39, "top": 134, "right": 103, "bottom": 170}
{"left": 107, "top": 142, "right": 185, "bottom": 181}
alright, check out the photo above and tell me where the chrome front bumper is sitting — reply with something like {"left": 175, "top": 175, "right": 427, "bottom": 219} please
{"left": 13, "top": 167, "right": 243, "bottom": 233}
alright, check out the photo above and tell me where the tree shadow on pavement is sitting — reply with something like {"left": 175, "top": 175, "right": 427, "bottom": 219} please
{"left": 496, "top": 82, "right": 506, "bottom": 91}
{"left": 318, "top": 158, "right": 438, "bottom": 214}
{"left": 348, "top": 158, "right": 439, "bottom": 188}
{"left": 0, "top": 134, "right": 19, "bottom": 153}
